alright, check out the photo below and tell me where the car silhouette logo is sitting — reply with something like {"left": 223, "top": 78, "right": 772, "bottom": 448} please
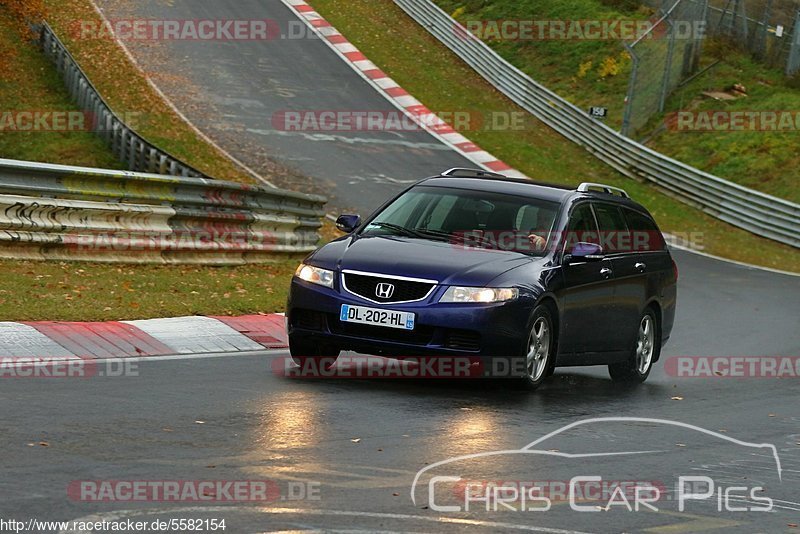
{"left": 376, "top": 283, "right": 395, "bottom": 299}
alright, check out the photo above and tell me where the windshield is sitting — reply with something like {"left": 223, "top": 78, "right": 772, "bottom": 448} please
{"left": 360, "top": 185, "right": 560, "bottom": 256}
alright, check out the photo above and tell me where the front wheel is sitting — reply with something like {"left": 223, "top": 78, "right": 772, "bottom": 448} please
{"left": 517, "top": 305, "right": 556, "bottom": 391}
{"left": 289, "top": 335, "right": 340, "bottom": 373}
{"left": 608, "top": 308, "right": 659, "bottom": 383}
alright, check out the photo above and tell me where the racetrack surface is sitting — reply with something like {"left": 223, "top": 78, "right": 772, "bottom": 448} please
{"left": 8, "top": 1, "right": 798, "bottom": 532}
{"left": 2, "top": 250, "right": 799, "bottom": 533}
{"left": 93, "top": 0, "right": 473, "bottom": 213}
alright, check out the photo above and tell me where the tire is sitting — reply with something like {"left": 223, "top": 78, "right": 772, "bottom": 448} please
{"left": 289, "top": 335, "right": 340, "bottom": 374}
{"left": 516, "top": 305, "right": 556, "bottom": 391}
{"left": 609, "top": 307, "right": 659, "bottom": 383}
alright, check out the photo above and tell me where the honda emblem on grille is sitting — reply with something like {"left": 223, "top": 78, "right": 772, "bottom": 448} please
{"left": 375, "top": 282, "right": 395, "bottom": 299}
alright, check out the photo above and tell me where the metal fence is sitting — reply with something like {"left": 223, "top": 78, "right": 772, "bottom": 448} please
{"left": 39, "top": 22, "right": 209, "bottom": 179}
{"left": 395, "top": 0, "right": 800, "bottom": 249}
{"left": 0, "top": 158, "right": 327, "bottom": 264}
{"left": 646, "top": 0, "right": 800, "bottom": 74}
{"left": 622, "top": 0, "right": 708, "bottom": 136}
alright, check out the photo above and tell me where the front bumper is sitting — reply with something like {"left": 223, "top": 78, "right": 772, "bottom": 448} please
{"left": 287, "top": 278, "right": 533, "bottom": 358}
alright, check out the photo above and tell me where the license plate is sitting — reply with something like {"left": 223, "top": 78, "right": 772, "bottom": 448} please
{"left": 340, "top": 304, "right": 415, "bottom": 330}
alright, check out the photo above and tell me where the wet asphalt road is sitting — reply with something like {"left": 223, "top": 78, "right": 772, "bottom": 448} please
{"left": 8, "top": 0, "right": 797, "bottom": 532}
{"left": 94, "top": 0, "right": 472, "bottom": 212}
{"left": 2, "top": 249, "right": 799, "bottom": 533}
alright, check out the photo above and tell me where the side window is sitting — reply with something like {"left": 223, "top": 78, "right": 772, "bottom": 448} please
{"left": 565, "top": 203, "right": 599, "bottom": 253}
{"left": 624, "top": 209, "right": 666, "bottom": 252}
{"left": 592, "top": 203, "right": 631, "bottom": 254}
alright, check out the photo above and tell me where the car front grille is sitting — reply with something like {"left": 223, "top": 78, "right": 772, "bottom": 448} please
{"left": 343, "top": 272, "right": 436, "bottom": 303}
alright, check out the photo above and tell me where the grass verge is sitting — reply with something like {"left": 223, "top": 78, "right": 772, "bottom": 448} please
{"left": 308, "top": 0, "right": 799, "bottom": 271}
{"left": 40, "top": 0, "right": 257, "bottom": 184}
{"left": 0, "top": 259, "right": 300, "bottom": 322}
{"left": 0, "top": 9, "right": 123, "bottom": 168}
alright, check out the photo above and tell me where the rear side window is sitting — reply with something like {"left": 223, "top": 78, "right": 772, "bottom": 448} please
{"left": 564, "top": 203, "right": 599, "bottom": 253}
{"left": 592, "top": 203, "right": 631, "bottom": 254}
{"left": 624, "top": 209, "right": 666, "bottom": 251}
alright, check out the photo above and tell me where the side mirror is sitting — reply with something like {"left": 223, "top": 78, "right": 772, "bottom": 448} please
{"left": 336, "top": 214, "right": 361, "bottom": 233}
{"left": 565, "top": 242, "right": 604, "bottom": 263}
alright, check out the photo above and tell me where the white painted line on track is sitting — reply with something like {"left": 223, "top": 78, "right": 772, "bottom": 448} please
{"left": 86, "top": 0, "right": 275, "bottom": 188}
{"left": 83, "top": 348, "right": 284, "bottom": 366}
{"left": 666, "top": 237, "right": 800, "bottom": 278}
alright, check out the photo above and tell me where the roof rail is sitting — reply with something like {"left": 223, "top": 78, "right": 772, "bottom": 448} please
{"left": 577, "top": 182, "right": 630, "bottom": 198}
{"left": 441, "top": 168, "right": 507, "bottom": 179}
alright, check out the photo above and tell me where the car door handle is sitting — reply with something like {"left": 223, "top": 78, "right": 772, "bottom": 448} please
{"left": 635, "top": 262, "right": 646, "bottom": 272}
{"left": 600, "top": 267, "right": 613, "bottom": 279}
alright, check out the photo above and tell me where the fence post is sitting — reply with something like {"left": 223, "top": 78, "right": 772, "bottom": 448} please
{"left": 786, "top": 11, "right": 800, "bottom": 76}
{"left": 659, "top": 18, "right": 677, "bottom": 113}
{"left": 621, "top": 43, "right": 638, "bottom": 137}
{"left": 754, "top": 0, "right": 773, "bottom": 59}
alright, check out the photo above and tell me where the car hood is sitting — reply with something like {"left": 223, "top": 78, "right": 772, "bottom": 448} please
{"left": 310, "top": 235, "right": 538, "bottom": 286}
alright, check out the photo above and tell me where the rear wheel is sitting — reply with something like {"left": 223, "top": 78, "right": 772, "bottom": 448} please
{"left": 289, "top": 335, "right": 340, "bottom": 373}
{"left": 609, "top": 308, "right": 659, "bottom": 383}
{"left": 517, "top": 305, "right": 555, "bottom": 391}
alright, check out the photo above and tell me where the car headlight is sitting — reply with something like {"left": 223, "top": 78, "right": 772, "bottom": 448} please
{"left": 295, "top": 263, "right": 335, "bottom": 288}
{"left": 440, "top": 286, "right": 518, "bottom": 303}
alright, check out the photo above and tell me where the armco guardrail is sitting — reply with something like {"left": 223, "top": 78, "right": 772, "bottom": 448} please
{"left": 39, "top": 22, "right": 206, "bottom": 179}
{"left": 395, "top": 0, "right": 800, "bottom": 249}
{"left": 0, "top": 158, "right": 326, "bottom": 264}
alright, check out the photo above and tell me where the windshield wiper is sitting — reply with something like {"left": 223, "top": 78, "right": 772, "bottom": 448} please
{"left": 417, "top": 228, "right": 485, "bottom": 246}
{"left": 369, "top": 222, "right": 428, "bottom": 239}
{"left": 369, "top": 222, "right": 459, "bottom": 243}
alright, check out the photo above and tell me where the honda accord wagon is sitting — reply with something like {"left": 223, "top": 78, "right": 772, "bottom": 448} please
{"left": 287, "top": 168, "right": 677, "bottom": 389}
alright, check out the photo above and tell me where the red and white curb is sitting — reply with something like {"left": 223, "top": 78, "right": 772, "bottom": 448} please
{"left": 0, "top": 315, "right": 287, "bottom": 360}
{"left": 280, "top": 0, "right": 527, "bottom": 178}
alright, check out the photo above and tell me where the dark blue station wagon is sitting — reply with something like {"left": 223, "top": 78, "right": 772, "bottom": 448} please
{"left": 287, "top": 168, "right": 677, "bottom": 389}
